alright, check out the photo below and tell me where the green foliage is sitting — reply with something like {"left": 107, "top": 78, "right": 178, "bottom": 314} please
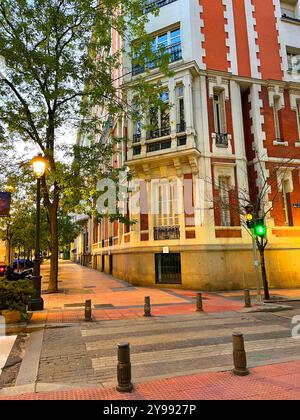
{"left": 0, "top": 279, "right": 34, "bottom": 313}
{"left": 0, "top": 0, "right": 171, "bottom": 288}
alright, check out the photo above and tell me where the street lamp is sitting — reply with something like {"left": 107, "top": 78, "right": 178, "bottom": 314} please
{"left": 28, "top": 155, "right": 47, "bottom": 311}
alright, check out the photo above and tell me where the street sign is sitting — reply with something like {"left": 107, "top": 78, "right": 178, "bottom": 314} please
{"left": 0, "top": 192, "right": 11, "bottom": 217}
{"left": 293, "top": 204, "right": 300, "bottom": 209}
{"left": 163, "top": 247, "right": 169, "bottom": 254}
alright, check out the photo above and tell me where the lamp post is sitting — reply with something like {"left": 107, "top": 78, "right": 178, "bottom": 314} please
{"left": 28, "top": 155, "right": 47, "bottom": 311}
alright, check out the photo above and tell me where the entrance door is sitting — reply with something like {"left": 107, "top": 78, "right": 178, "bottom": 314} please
{"left": 155, "top": 253, "right": 182, "bottom": 284}
{"left": 109, "top": 254, "right": 113, "bottom": 275}
{"left": 101, "top": 254, "right": 105, "bottom": 272}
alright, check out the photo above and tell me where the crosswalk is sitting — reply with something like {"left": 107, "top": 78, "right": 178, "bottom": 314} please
{"left": 80, "top": 312, "right": 297, "bottom": 387}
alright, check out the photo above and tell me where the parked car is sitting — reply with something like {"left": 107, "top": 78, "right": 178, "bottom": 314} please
{"left": 12, "top": 259, "right": 34, "bottom": 270}
{"left": 0, "top": 263, "right": 6, "bottom": 277}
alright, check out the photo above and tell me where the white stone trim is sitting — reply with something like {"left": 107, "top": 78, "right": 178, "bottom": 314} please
{"left": 244, "top": 0, "right": 261, "bottom": 79}
{"left": 268, "top": 85, "right": 285, "bottom": 109}
{"left": 273, "top": 140, "right": 288, "bottom": 147}
{"left": 272, "top": 0, "right": 285, "bottom": 74}
{"left": 198, "top": 2, "right": 206, "bottom": 70}
{"left": 277, "top": 168, "right": 294, "bottom": 193}
{"left": 213, "top": 162, "right": 236, "bottom": 190}
{"left": 223, "top": 0, "right": 238, "bottom": 75}
{"left": 208, "top": 76, "right": 230, "bottom": 100}
{"left": 290, "top": 91, "right": 300, "bottom": 111}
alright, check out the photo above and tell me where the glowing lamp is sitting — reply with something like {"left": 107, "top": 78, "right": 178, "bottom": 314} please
{"left": 32, "top": 155, "right": 47, "bottom": 178}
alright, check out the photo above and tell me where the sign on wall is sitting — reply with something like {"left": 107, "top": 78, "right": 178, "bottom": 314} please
{"left": 0, "top": 192, "right": 11, "bottom": 217}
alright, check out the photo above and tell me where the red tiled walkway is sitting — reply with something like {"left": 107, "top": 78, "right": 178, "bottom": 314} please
{"left": 2, "top": 360, "right": 300, "bottom": 400}
{"left": 30, "top": 261, "right": 245, "bottom": 324}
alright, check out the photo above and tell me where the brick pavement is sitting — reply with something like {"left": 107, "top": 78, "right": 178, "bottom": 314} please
{"left": 26, "top": 311, "right": 299, "bottom": 390}
{"left": 1, "top": 360, "right": 300, "bottom": 400}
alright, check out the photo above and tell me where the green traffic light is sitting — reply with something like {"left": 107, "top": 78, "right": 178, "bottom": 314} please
{"left": 254, "top": 219, "right": 267, "bottom": 237}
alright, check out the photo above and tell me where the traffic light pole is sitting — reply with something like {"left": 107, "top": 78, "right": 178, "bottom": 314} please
{"left": 251, "top": 233, "right": 262, "bottom": 304}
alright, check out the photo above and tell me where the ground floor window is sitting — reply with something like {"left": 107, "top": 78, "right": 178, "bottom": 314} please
{"left": 155, "top": 253, "right": 182, "bottom": 284}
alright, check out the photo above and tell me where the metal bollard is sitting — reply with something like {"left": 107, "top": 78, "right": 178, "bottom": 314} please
{"left": 144, "top": 296, "right": 151, "bottom": 317}
{"left": 196, "top": 293, "right": 203, "bottom": 312}
{"left": 85, "top": 299, "right": 92, "bottom": 321}
{"left": 244, "top": 289, "right": 252, "bottom": 308}
{"left": 232, "top": 333, "right": 249, "bottom": 376}
{"left": 116, "top": 343, "right": 133, "bottom": 392}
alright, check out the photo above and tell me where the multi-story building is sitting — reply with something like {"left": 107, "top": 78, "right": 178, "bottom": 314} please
{"left": 74, "top": 0, "right": 300, "bottom": 290}
{"left": 0, "top": 240, "right": 7, "bottom": 263}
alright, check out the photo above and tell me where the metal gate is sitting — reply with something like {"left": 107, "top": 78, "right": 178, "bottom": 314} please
{"left": 155, "top": 253, "right": 182, "bottom": 284}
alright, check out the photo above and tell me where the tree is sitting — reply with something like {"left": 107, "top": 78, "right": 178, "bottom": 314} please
{"left": 206, "top": 153, "right": 295, "bottom": 301}
{"left": 0, "top": 0, "right": 169, "bottom": 292}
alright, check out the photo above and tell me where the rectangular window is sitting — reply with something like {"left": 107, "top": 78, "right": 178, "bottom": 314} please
{"left": 273, "top": 96, "right": 281, "bottom": 141}
{"left": 154, "top": 180, "right": 179, "bottom": 227}
{"left": 282, "top": 180, "right": 293, "bottom": 227}
{"left": 213, "top": 91, "right": 226, "bottom": 134}
{"left": 176, "top": 85, "right": 185, "bottom": 132}
{"left": 218, "top": 177, "right": 231, "bottom": 227}
{"left": 287, "top": 52, "right": 300, "bottom": 73}
{"left": 132, "top": 98, "right": 142, "bottom": 143}
{"left": 155, "top": 253, "right": 182, "bottom": 284}
{"left": 93, "top": 222, "right": 99, "bottom": 244}
{"left": 132, "top": 27, "right": 181, "bottom": 75}
{"left": 297, "top": 102, "right": 300, "bottom": 141}
{"left": 147, "top": 91, "right": 170, "bottom": 139}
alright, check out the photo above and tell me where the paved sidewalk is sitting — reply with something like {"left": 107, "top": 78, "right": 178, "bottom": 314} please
{"left": 30, "top": 261, "right": 245, "bottom": 324}
{"left": 1, "top": 360, "right": 300, "bottom": 400}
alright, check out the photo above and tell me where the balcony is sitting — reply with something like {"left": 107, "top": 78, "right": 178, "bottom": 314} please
{"left": 133, "top": 133, "right": 141, "bottom": 143}
{"left": 154, "top": 225, "right": 180, "bottom": 240}
{"left": 146, "top": 126, "right": 171, "bottom": 140}
{"left": 176, "top": 122, "right": 186, "bottom": 133}
{"left": 282, "top": 13, "right": 300, "bottom": 24}
{"left": 215, "top": 133, "right": 229, "bottom": 148}
{"left": 132, "top": 42, "right": 182, "bottom": 76}
{"left": 144, "top": 0, "right": 178, "bottom": 14}
{"left": 147, "top": 139, "right": 171, "bottom": 152}
{"left": 288, "top": 59, "right": 300, "bottom": 73}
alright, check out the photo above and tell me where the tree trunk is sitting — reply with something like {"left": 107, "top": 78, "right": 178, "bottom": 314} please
{"left": 47, "top": 202, "right": 59, "bottom": 293}
{"left": 259, "top": 247, "right": 270, "bottom": 301}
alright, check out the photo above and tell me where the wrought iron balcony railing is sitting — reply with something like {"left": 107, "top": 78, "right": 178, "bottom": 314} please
{"left": 132, "top": 42, "right": 182, "bottom": 76}
{"left": 133, "top": 133, "right": 141, "bottom": 143}
{"left": 215, "top": 133, "right": 229, "bottom": 148}
{"left": 154, "top": 225, "right": 180, "bottom": 240}
{"left": 146, "top": 126, "right": 171, "bottom": 140}
{"left": 282, "top": 13, "right": 300, "bottom": 24}
{"left": 176, "top": 122, "right": 186, "bottom": 133}
{"left": 144, "top": 0, "right": 178, "bottom": 14}
{"left": 288, "top": 60, "right": 300, "bottom": 73}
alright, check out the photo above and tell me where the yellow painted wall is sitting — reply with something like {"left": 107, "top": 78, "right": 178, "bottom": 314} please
{"left": 108, "top": 247, "right": 300, "bottom": 291}
{"left": 0, "top": 240, "right": 6, "bottom": 263}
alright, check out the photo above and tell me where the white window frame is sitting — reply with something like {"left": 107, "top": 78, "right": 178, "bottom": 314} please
{"left": 218, "top": 176, "right": 231, "bottom": 227}
{"left": 213, "top": 90, "right": 227, "bottom": 134}
{"left": 152, "top": 27, "right": 181, "bottom": 53}
{"left": 282, "top": 179, "right": 293, "bottom": 227}
{"left": 153, "top": 180, "right": 179, "bottom": 227}
{"left": 273, "top": 96, "right": 281, "bottom": 140}
{"left": 176, "top": 85, "right": 185, "bottom": 127}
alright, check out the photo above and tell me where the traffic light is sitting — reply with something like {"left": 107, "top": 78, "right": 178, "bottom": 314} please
{"left": 254, "top": 218, "right": 267, "bottom": 238}
{"left": 245, "top": 205, "right": 254, "bottom": 229}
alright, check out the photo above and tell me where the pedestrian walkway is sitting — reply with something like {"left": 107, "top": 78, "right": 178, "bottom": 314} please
{"left": 2, "top": 359, "right": 300, "bottom": 400}
{"left": 10, "top": 310, "right": 298, "bottom": 394}
{"left": 30, "top": 261, "right": 245, "bottom": 324}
